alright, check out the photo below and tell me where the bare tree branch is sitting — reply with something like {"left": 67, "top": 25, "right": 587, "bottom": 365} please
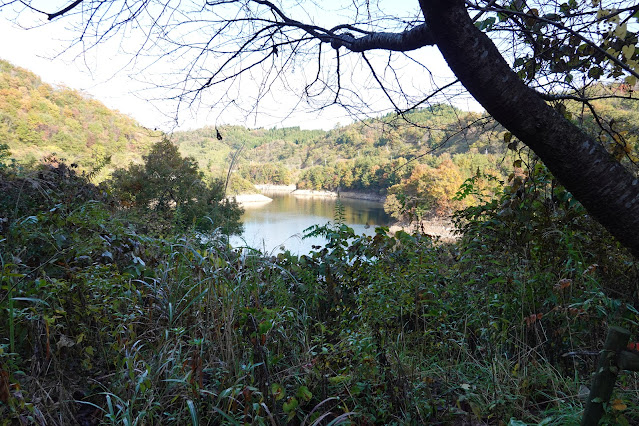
{"left": 47, "top": 0, "right": 83, "bottom": 21}
{"left": 331, "top": 23, "right": 434, "bottom": 52}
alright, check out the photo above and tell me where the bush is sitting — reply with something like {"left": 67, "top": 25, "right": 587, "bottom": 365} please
{"left": 2, "top": 147, "right": 638, "bottom": 424}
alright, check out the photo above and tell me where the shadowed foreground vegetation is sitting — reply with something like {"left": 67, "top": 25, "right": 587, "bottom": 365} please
{"left": 1, "top": 143, "right": 639, "bottom": 425}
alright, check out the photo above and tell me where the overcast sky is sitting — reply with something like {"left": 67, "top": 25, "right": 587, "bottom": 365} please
{"left": 0, "top": 1, "right": 482, "bottom": 132}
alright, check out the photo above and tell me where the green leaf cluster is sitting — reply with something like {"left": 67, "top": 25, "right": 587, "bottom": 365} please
{"left": 108, "top": 138, "right": 243, "bottom": 236}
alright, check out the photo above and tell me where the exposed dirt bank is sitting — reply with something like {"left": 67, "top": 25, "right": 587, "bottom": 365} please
{"left": 291, "top": 189, "right": 385, "bottom": 202}
{"left": 255, "top": 184, "right": 296, "bottom": 192}
{"left": 230, "top": 194, "right": 273, "bottom": 206}
{"left": 339, "top": 191, "right": 386, "bottom": 202}
{"left": 290, "top": 189, "right": 338, "bottom": 197}
{"left": 237, "top": 186, "right": 385, "bottom": 204}
{"left": 389, "top": 217, "right": 458, "bottom": 242}
{"left": 253, "top": 184, "right": 386, "bottom": 202}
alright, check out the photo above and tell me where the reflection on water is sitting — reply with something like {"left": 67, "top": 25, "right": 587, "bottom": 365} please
{"left": 230, "top": 192, "right": 392, "bottom": 255}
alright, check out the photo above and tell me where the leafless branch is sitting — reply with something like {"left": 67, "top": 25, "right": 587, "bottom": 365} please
{"left": 47, "top": 0, "right": 83, "bottom": 21}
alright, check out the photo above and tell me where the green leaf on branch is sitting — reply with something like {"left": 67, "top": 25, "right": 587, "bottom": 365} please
{"left": 588, "top": 67, "right": 603, "bottom": 79}
{"left": 476, "top": 17, "right": 497, "bottom": 31}
{"left": 271, "top": 383, "right": 285, "bottom": 401}
{"left": 283, "top": 397, "right": 299, "bottom": 413}
{"left": 504, "top": 132, "right": 513, "bottom": 144}
{"left": 296, "top": 386, "right": 313, "bottom": 402}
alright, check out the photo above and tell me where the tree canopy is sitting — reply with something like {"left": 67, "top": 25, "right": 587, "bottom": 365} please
{"left": 109, "top": 138, "right": 244, "bottom": 236}
{"left": 3, "top": 0, "right": 639, "bottom": 254}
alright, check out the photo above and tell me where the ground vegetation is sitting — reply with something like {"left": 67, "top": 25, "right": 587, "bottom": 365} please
{"left": 1, "top": 146, "right": 638, "bottom": 424}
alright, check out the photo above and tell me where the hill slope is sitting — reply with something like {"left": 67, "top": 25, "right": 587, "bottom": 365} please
{"left": 172, "top": 104, "right": 507, "bottom": 175}
{"left": 1, "top": 59, "right": 508, "bottom": 183}
{"left": 0, "top": 59, "right": 162, "bottom": 179}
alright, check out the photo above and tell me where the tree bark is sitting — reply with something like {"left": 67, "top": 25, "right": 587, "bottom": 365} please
{"left": 419, "top": 0, "right": 639, "bottom": 257}
{"left": 581, "top": 326, "right": 630, "bottom": 426}
{"left": 330, "top": 23, "right": 434, "bottom": 52}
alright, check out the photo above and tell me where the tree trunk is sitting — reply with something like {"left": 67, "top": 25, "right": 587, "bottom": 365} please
{"left": 420, "top": 0, "right": 639, "bottom": 257}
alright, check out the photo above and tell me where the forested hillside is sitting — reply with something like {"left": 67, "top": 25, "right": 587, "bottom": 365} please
{"left": 0, "top": 58, "right": 510, "bottom": 210}
{"left": 172, "top": 104, "right": 514, "bottom": 215}
{"left": 0, "top": 60, "right": 162, "bottom": 179}
{"left": 173, "top": 104, "right": 507, "bottom": 176}
{"left": 5, "top": 57, "right": 638, "bottom": 224}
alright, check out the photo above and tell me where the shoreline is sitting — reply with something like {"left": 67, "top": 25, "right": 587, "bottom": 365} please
{"left": 229, "top": 193, "right": 273, "bottom": 206}
{"left": 255, "top": 184, "right": 296, "bottom": 193}
{"left": 253, "top": 184, "right": 386, "bottom": 203}
{"left": 388, "top": 217, "right": 458, "bottom": 242}
{"left": 291, "top": 189, "right": 385, "bottom": 203}
{"left": 291, "top": 189, "right": 386, "bottom": 204}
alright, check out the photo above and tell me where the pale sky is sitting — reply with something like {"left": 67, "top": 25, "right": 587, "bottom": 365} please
{"left": 0, "top": 1, "right": 482, "bottom": 132}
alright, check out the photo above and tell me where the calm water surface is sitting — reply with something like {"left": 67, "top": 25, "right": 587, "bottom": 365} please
{"left": 230, "top": 192, "right": 392, "bottom": 255}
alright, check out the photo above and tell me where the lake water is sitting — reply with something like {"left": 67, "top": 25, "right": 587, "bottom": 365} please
{"left": 230, "top": 192, "right": 393, "bottom": 255}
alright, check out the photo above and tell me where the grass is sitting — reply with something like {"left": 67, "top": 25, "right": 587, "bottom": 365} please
{"left": 1, "top": 160, "right": 638, "bottom": 425}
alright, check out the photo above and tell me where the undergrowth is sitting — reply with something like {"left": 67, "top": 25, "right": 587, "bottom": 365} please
{"left": 1, "top": 155, "right": 638, "bottom": 425}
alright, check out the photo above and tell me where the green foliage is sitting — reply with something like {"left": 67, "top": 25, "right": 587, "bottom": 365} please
{"left": 226, "top": 173, "right": 257, "bottom": 195}
{"left": 563, "top": 85, "right": 639, "bottom": 169}
{"left": 1, "top": 153, "right": 639, "bottom": 424}
{"left": 385, "top": 153, "right": 505, "bottom": 222}
{"left": 0, "top": 155, "right": 107, "bottom": 231}
{"left": 454, "top": 160, "right": 637, "bottom": 290}
{"left": 297, "top": 156, "right": 412, "bottom": 193}
{"left": 0, "top": 143, "right": 11, "bottom": 168}
{"left": 172, "top": 125, "right": 325, "bottom": 174}
{"left": 452, "top": 159, "right": 638, "bottom": 365}
{"left": 238, "top": 163, "right": 292, "bottom": 185}
{"left": 498, "top": 3, "right": 639, "bottom": 87}
{"left": 172, "top": 104, "right": 512, "bottom": 198}
{"left": 108, "top": 138, "right": 243, "bottom": 236}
